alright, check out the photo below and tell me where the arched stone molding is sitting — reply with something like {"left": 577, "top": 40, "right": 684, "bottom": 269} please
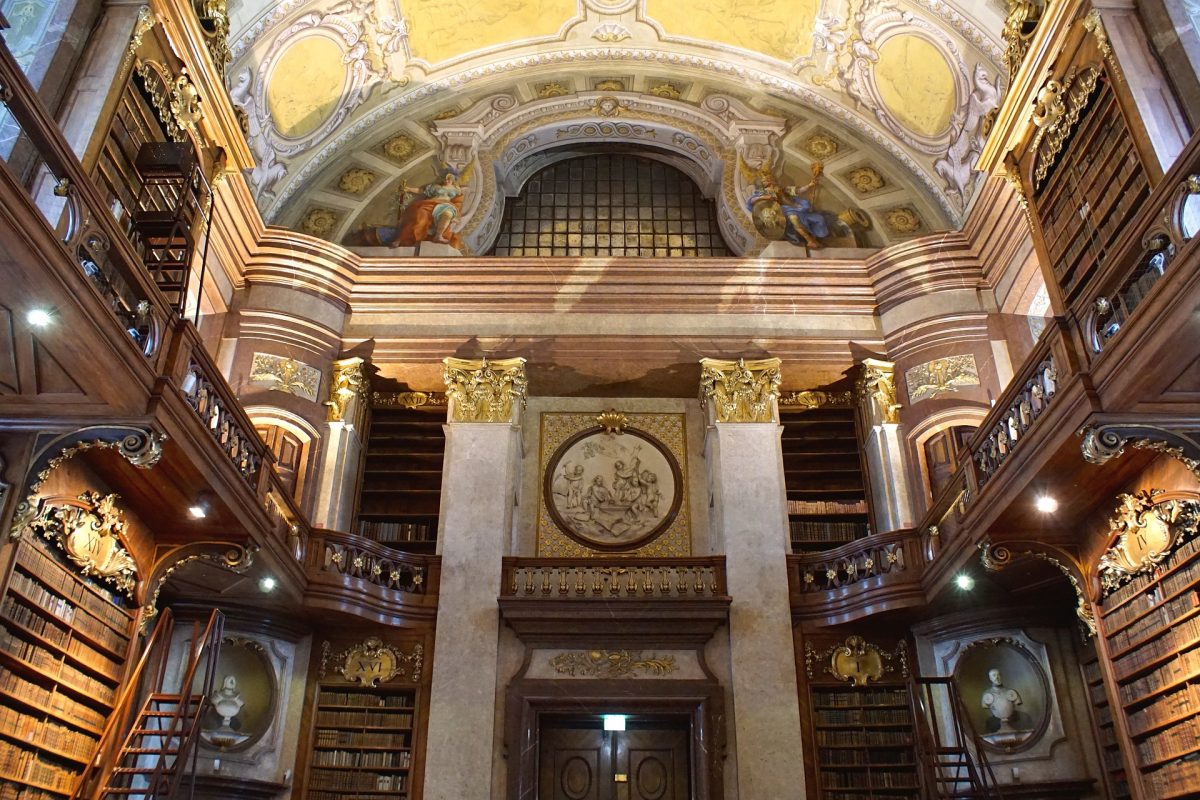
{"left": 417, "top": 92, "right": 789, "bottom": 254}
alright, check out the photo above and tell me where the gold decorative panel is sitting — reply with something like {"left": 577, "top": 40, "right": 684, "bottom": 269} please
{"left": 537, "top": 413, "right": 691, "bottom": 557}
{"left": 904, "top": 354, "right": 979, "bottom": 404}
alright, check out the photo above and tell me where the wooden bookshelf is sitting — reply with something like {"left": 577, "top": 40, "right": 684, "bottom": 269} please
{"left": 357, "top": 407, "right": 445, "bottom": 552}
{"left": 809, "top": 684, "right": 920, "bottom": 799}
{"left": 1034, "top": 74, "right": 1150, "bottom": 306}
{"left": 300, "top": 637, "right": 426, "bottom": 800}
{"left": 1097, "top": 530, "right": 1200, "bottom": 799}
{"left": 782, "top": 408, "right": 870, "bottom": 553}
{"left": 0, "top": 538, "right": 134, "bottom": 799}
{"left": 1081, "top": 649, "right": 1130, "bottom": 799}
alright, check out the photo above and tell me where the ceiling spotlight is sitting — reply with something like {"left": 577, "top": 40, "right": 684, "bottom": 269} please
{"left": 187, "top": 504, "right": 207, "bottom": 520}
{"left": 955, "top": 574, "right": 975, "bottom": 591}
{"left": 1035, "top": 495, "right": 1059, "bottom": 513}
{"left": 258, "top": 576, "right": 278, "bottom": 593}
{"left": 26, "top": 309, "right": 52, "bottom": 327}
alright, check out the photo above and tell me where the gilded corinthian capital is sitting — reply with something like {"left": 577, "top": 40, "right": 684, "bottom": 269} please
{"left": 857, "top": 358, "right": 901, "bottom": 425}
{"left": 326, "top": 357, "right": 367, "bottom": 425}
{"left": 443, "top": 357, "right": 528, "bottom": 423}
{"left": 699, "top": 357, "right": 782, "bottom": 423}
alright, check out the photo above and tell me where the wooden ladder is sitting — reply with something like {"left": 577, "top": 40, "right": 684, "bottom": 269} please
{"left": 98, "top": 692, "right": 207, "bottom": 799}
{"left": 910, "top": 676, "right": 1004, "bottom": 799}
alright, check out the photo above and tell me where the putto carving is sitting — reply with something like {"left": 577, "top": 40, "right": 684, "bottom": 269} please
{"left": 857, "top": 358, "right": 901, "bottom": 425}
{"left": 249, "top": 352, "right": 322, "bottom": 401}
{"left": 21, "top": 492, "right": 138, "bottom": 597}
{"left": 320, "top": 637, "right": 423, "bottom": 685}
{"left": 549, "top": 649, "right": 677, "bottom": 678}
{"left": 699, "top": 357, "right": 782, "bottom": 423}
{"left": 326, "top": 357, "right": 367, "bottom": 424}
{"left": 443, "top": 357, "right": 528, "bottom": 423}
{"left": 805, "top": 636, "right": 908, "bottom": 686}
{"left": 337, "top": 167, "right": 377, "bottom": 194}
{"left": 1098, "top": 491, "right": 1199, "bottom": 592}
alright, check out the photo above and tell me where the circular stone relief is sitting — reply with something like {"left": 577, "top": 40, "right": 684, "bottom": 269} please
{"left": 544, "top": 426, "right": 682, "bottom": 551}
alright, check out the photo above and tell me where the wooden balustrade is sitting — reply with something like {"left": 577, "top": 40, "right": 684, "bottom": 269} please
{"left": 1084, "top": 134, "right": 1200, "bottom": 354}
{"left": 0, "top": 39, "right": 169, "bottom": 362}
{"left": 788, "top": 529, "right": 919, "bottom": 593}
{"left": 303, "top": 530, "right": 440, "bottom": 624}
{"left": 501, "top": 557, "right": 726, "bottom": 599}
{"left": 973, "top": 351, "right": 1057, "bottom": 488}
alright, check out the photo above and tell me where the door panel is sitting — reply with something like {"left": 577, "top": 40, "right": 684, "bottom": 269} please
{"left": 540, "top": 727, "right": 608, "bottom": 800}
{"left": 615, "top": 729, "right": 690, "bottom": 800}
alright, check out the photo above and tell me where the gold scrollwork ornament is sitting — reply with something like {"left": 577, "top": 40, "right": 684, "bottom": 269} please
{"left": 321, "top": 637, "right": 423, "bottom": 686}
{"left": 1098, "top": 491, "right": 1198, "bottom": 591}
{"left": 27, "top": 492, "right": 138, "bottom": 596}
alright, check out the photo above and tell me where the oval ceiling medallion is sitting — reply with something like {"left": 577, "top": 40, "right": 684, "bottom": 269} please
{"left": 266, "top": 35, "right": 347, "bottom": 139}
{"left": 873, "top": 34, "right": 957, "bottom": 138}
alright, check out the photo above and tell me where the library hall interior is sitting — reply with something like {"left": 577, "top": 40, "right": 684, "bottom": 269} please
{"left": 2, "top": 0, "right": 1200, "bottom": 798}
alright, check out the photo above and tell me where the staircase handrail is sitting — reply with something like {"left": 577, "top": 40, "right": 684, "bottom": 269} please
{"left": 71, "top": 609, "right": 176, "bottom": 799}
{"left": 156, "top": 609, "right": 224, "bottom": 800}
{"left": 912, "top": 675, "right": 1004, "bottom": 799}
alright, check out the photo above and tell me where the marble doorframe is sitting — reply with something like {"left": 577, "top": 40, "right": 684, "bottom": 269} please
{"left": 504, "top": 679, "right": 725, "bottom": 800}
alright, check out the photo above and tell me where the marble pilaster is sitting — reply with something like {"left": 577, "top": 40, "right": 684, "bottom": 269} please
{"left": 699, "top": 357, "right": 807, "bottom": 799}
{"left": 423, "top": 357, "right": 525, "bottom": 800}
{"left": 311, "top": 357, "right": 366, "bottom": 531}
{"left": 857, "top": 358, "right": 915, "bottom": 533}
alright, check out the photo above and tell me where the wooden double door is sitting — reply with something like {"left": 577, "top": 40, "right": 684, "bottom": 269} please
{"left": 539, "top": 718, "right": 691, "bottom": 800}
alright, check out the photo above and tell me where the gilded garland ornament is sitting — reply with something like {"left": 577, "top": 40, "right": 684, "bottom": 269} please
{"left": 805, "top": 636, "right": 908, "bottom": 686}
{"left": 371, "top": 390, "right": 448, "bottom": 409}
{"left": 778, "top": 390, "right": 854, "bottom": 410}
{"left": 443, "top": 356, "right": 527, "bottom": 422}
{"left": 549, "top": 649, "right": 677, "bottom": 678}
{"left": 698, "top": 357, "right": 782, "bottom": 423}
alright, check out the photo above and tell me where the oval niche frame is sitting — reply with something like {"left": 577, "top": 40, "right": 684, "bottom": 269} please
{"left": 952, "top": 637, "right": 1052, "bottom": 754}
{"left": 197, "top": 636, "right": 279, "bottom": 753}
{"left": 543, "top": 425, "right": 684, "bottom": 553}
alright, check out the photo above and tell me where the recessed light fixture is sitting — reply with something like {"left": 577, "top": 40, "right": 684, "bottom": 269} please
{"left": 602, "top": 714, "right": 627, "bottom": 732}
{"left": 258, "top": 576, "right": 278, "bottom": 593}
{"left": 1035, "top": 495, "right": 1059, "bottom": 513}
{"left": 955, "top": 574, "right": 975, "bottom": 591}
{"left": 26, "top": 309, "right": 52, "bottom": 327}
{"left": 187, "top": 504, "right": 207, "bottom": 520}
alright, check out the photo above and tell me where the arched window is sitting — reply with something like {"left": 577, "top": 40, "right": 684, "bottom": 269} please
{"left": 490, "top": 153, "right": 732, "bottom": 257}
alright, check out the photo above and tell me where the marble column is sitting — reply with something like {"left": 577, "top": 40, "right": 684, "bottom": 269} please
{"left": 699, "top": 357, "right": 808, "bottom": 799}
{"left": 423, "top": 357, "right": 527, "bottom": 800}
{"left": 312, "top": 357, "right": 366, "bottom": 531}
{"left": 857, "top": 358, "right": 915, "bottom": 533}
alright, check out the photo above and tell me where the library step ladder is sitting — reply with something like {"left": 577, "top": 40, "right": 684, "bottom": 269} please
{"left": 911, "top": 677, "right": 1003, "bottom": 799}
{"left": 73, "top": 609, "right": 225, "bottom": 800}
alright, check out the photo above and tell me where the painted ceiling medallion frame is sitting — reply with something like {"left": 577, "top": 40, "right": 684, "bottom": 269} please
{"left": 543, "top": 425, "right": 684, "bottom": 553}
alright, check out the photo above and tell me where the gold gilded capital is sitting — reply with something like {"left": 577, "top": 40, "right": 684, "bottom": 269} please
{"left": 443, "top": 356, "right": 527, "bottom": 423}
{"left": 326, "top": 357, "right": 368, "bottom": 425}
{"left": 699, "top": 357, "right": 782, "bottom": 423}
{"left": 857, "top": 358, "right": 901, "bottom": 425}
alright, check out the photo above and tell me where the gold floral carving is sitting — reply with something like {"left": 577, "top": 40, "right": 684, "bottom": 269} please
{"left": 979, "top": 541, "right": 1096, "bottom": 636}
{"left": 594, "top": 79, "right": 625, "bottom": 92}
{"left": 382, "top": 134, "right": 416, "bottom": 162}
{"left": 1082, "top": 10, "right": 1121, "bottom": 80}
{"left": 371, "top": 390, "right": 448, "bottom": 409}
{"left": 23, "top": 492, "right": 138, "bottom": 597}
{"left": 193, "top": 0, "right": 232, "bottom": 77}
{"left": 846, "top": 166, "right": 885, "bottom": 194}
{"left": 648, "top": 82, "right": 682, "bottom": 100}
{"left": 883, "top": 206, "right": 922, "bottom": 234}
{"left": 803, "top": 133, "right": 840, "bottom": 159}
{"left": 326, "top": 357, "right": 367, "bottom": 423}
{"left": 168, "top": 73, "right": 203, "bottom": 136}
{"left": 699, "top": 357, "right": 782, "bottom": 423}
{"left": 805, "top": 636, "right": 908, "bottom": 686}
{"left": 857, "top": 358, "right": 901, "bottom": 424}
{"left": 549, "top": 649, "right": 677, "bottom": 678}
{"left": 338, "top": 167, "right": 377, "bottom": 194}
{"left": 1002, "top": 0, "right": 1043, "bottom": 85}
{"left": 320, "top": 637, "right": 423, "bottom": 686}
{"left": 122, "top": 6, "right": 157, "bottom": 73}
{"left": 1031, "top": 67, "right": 1100, "bottom": 189}
{"left": 300, "top": 208, "right": 339, "bottom": 238}
{"left": 1098, "top": 491, "right": 1199, "bottom": 592}
{"left": 904, "top": 354, "right": 980, "bottom": 404}
{"left": 443, "top": 357, "right": 528, "bottom": 423}
{"left": 778, "top": 390, "right": 854, "bottom": 410}
{"left": 250, "top": 352, "right": 321, "bottom": 401}
{"left": 596, "top": 409, "right": 628, "bottom": 435}
{"left": 537, "top": 82, "right": 571, "bottom": 98}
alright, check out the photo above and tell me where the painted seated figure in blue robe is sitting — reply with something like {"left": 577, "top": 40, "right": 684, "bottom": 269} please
{"left": 746, "top": 168, "right": 829, "bottom": 249}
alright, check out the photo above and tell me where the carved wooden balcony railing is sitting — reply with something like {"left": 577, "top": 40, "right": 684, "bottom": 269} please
{"left": 303, "top": 530, "right": 440, "bottom": 625}
{"left": 787, "top": 530, "right": 927, "bottom": 623}
{"left": 502, "top": 557, "right": 726, "bottom": 599}
{"left": 0, "top": 40, "right": 168, "bottom": 362}
{"left": 973, "top": 352, "right": 1057, "bottom": 487}
{"left": 1084, "top": 134, "right": 1200, "bottom": 355}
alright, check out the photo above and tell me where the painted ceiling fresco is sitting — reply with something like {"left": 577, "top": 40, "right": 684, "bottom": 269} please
{"left": 224, "top": 0, "right": 1007, "bottom": 256}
